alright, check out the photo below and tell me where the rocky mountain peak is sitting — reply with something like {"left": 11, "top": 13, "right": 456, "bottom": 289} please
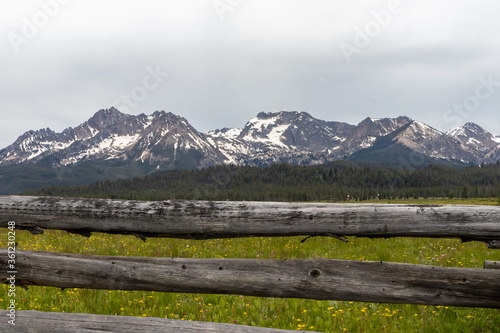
{"left": 447, "top": 121, "right": 499, "bottom": 154}
{"left": 0, "top": 109, "right": 499, "bottom": 172}
{"left": 463, "top": 122, "right": 483, "bottom": 131}
{"left": 89, "top": 108, "right": 127, "bottom": 126}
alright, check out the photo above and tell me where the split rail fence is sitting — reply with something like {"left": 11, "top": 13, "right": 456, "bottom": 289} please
{"left": 0, "top": 195, "right": 499, "bottom": 332}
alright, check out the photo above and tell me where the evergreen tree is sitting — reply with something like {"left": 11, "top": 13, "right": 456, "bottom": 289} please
{"left": 461, "top": 185, "right": 469, "bottom": 199}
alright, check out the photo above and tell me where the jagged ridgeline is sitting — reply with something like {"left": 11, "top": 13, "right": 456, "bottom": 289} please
{"left": 26, "top": 161, "right": 500, "bottom": 202}
{"left": 2, "top": 108, "right": 500, "bottom": 194}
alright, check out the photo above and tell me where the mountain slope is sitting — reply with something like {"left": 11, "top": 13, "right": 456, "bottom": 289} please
{"left": 394, "top": 121, "right": 478, "bottom": 163}
{"left": 348, "top": 122, "right": 470, "bottom": 168}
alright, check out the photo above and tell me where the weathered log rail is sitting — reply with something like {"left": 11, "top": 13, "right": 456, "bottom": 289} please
{"left": 0, "top": 196, "right": 499, "bottom": 247}
{"left": 1, "top": 195, "right": 499, "bottom": 331}
{"left": 1, "top": 249, "right": 499, "bottom": 308}
{"left": 0, "top": 310, "right": 303, "bottom": 333}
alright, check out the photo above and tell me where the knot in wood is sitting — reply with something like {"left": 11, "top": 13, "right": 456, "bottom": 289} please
{"left": 309, "top": 269, "right": 321, "bottom": 278}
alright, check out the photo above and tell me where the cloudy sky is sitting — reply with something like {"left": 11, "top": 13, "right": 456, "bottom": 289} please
{"left": 1, "top": 0, "right": 499, "bottom": 149}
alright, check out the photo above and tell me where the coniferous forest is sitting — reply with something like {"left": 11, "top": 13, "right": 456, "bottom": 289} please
{"left": 26, "top": 161, "right": 500, "bottom": 202}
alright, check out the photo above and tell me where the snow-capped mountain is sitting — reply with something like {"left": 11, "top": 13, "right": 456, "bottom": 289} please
{"left": 206, "top": 112, "right": 414, "bottom": 166}
{"left": 347, "top": 121, "right": 480, "bottom": 165}
{"left": 0, "top": 108, "right": 226, "bottom": 169}
{"left": 394, "top": 121, "right": 479, "bottom": 162}
{"left": 237, "top": 111, "right": 351, "bottom": 151}
{"left": 448, "top": 122, "right": 500, "bottom": 145}
{"left": 447, "top": 122, "right": 500, "bottom": 160}
{"left": 207, "top": 111, "right": 354, "bottom": 166}
{"left": 1, "top": 108, "right": 499, "bottom": 173}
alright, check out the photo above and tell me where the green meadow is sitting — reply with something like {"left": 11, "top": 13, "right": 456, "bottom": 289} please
{"left": 1, "top": 198, "right": 499, "bottom": 332}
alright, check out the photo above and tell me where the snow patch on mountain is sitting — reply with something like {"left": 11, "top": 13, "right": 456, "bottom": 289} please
{"left": 0, "top": 109, "right": 498, "bottom": 170}
{"left": 239, "top": 115, "right": 290, "bottom": 148}
{"left": 207, "top": 128, "right": 242, "bottom": 139}
{"left": 360, "top": 136, "right": 376, "bottom": 148}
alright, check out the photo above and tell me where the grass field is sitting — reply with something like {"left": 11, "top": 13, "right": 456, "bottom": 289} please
{"left": 1, "top": 198, "right": 499, "bottom": 332}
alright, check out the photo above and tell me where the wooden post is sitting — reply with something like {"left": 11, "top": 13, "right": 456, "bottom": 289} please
{"left": 486, "top": 240, "right": 500, "bottom": 249}
{"left": 0, "top": 196, "right": 499, "bottom": 244}
{"left": 484, "top": 260, "right": 499, "bottom": 269}
{"left": 1, "top": 250, "right": 499, "bottom": 308}
{"left": 0, "top": 310, "right": 305, "bottom": 333}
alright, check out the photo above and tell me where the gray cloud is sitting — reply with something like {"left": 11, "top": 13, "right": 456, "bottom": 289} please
{"left": 1, "top": 0, "right": 499, "bottom": 149}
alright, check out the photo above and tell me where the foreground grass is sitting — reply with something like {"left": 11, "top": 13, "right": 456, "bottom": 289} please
{"left": 1, "top": 199, "right": 499, "bottom": 332}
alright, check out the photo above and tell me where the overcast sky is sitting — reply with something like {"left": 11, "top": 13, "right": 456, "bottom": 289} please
{"left": 1, "top": 0, "right": 499, "bottom": 148}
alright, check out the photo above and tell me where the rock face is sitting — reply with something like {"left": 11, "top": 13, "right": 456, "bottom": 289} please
{"left": 1, "top": 108, "right": 499, "bottom": 170}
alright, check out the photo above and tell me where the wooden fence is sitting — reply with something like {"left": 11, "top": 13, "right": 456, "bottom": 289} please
{"left": 1, "top": 195, "right": 499, "bottom": 332}
{"left": 0, "top": 195, "right": 499, "bottom": 246}
{"left": 0, "top": 310, "right": 299, "bottom": 333}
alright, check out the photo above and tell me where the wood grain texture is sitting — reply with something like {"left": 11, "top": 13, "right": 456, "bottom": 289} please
{"left": 0, "top": 196, "right": 499, "bottom": 244}
{"left": 0, "top": 310, "right": 304, "bottom": 333}
{"left": 1, "top": 250, "right": 499, "bottom": 308}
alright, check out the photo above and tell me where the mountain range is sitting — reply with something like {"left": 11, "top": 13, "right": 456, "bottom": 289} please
{"left": 0, "top": 107, "right": 499, "bottom": 194}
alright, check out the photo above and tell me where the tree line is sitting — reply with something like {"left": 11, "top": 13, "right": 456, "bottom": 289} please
{"left": 26, "top": 161, "right": 500, "bottom": 202}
